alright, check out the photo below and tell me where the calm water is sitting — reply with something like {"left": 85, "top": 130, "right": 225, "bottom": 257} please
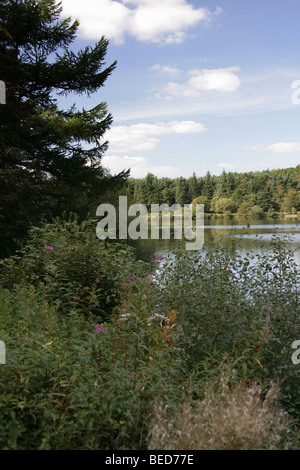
{"left": 135, "top": 218, "right": 300, "bottom": 266}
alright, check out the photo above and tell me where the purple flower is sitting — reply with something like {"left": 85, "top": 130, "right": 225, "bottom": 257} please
{"left": 94, "top": 324, "right": 107, "bottom": 334}
{"left": 45, "top": 245, "right": 53, "bottom": 251}
{"left": 154, "top": 253, "right": 164, "bottom": 260}
{"left": 130, "top": 275, "right": 137, "bottom": 281}
{"left": 131, "top": 371, "right": 136, "bottom": 376}
{"left": 95, "top": 279, "right": 100, "bottom": 284}
{"left": 267, "top": 307, "right": 274, "bottom": 313}
{"left": 151, "top": 295, "right": 158, "bottom": 300}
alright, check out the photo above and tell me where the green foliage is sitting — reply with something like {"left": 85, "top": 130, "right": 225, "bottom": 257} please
{"left": 0, "top": 217, "right": 145, "bottom": 320}
{"left": 0, "top": 265, "right": 184, "bottom": 449}
{"left": 155, "top": 234, "right": 300, "bottom": 420}
{"left": 0, "top": 218, "right": 300, "bottom": 449}
{"left": 130, "top": 166, "right": 300, "bottom": 219}
{"left": 215, "top": 197, "right": 237, "bottom": 214}
{"left": 191, "top": 196, "right": 209, "bottom": 214}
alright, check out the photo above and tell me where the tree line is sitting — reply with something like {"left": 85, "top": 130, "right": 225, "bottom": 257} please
{"left": 128, "top": 167, "right": 300, "bottom": 217}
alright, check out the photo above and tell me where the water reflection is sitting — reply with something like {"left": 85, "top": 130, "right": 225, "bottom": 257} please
{"left": 131, "top": 218, "right": 300, "bottom": 266}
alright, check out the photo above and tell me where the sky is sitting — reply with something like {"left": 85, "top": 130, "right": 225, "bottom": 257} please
{"left": 60, "top": 0, "right": 300, "bottom": 178}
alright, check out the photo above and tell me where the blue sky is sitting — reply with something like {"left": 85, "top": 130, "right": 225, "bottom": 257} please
{"left": 60, "top": 0, "right": 300, "bottom": 178}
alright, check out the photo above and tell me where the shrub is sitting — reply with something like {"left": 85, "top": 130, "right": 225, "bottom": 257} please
{"left": 249, "top": 205, "right": 265, "bottom": 219}
{"left": 0, "top": 263, "right": 184, "bottom": 450}
{"left": 154, "top": 234, "right": 300, "bottom": 418}
{"left": 0, "top": 217, "right": 147, "bottom": 320}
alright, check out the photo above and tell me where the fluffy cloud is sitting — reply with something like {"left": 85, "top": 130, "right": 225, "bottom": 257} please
{"left": 105, "top": 120, "right": 206, "bottom": 153}
{"left": 61, "top": 0, "right": 215, "bottom": 44}
{"left": 245, "top": 142, "right": 300, "bottom": 154}
{"left": 149, "top": 64, "right": 180, "bottom": 76}
{"left": 161, "top": 67, "right": 241, "bottom": 98}
{"left": 102, "top": 155, "right": 181, "bottom": 178}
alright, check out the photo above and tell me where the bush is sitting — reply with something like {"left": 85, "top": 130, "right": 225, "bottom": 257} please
{"left": 154, "top": 234, "right": 300, "bottom": 419}
{"left": 0, "top": 259, "right": 184, "bottom": 449}
{"left": 0, "top": 217, "right": 147, "bottom": 320}
{"left": 249, "top": 205, "right": 265, "bottom": 219}
{"left": 215, "top": 197, "right": 237, "bottom": 214}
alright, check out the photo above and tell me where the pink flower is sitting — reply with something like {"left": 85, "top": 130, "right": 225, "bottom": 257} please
{"left": 94, "top": 324, "right": 107, "bottom": 334}
{"left": 96, "top": 279, "right": 100, "bottom": 284}
{"left": 45, "top": 245, "right": 53, "bottom": 251}
{"left": 130, "top": 275, "right": 137, "bottom": 281}
{"left": 154, "top": 253, "right": 164, "bottom": 260}
{"left": 267, "top": 307, "right": 274, "bottom": 313}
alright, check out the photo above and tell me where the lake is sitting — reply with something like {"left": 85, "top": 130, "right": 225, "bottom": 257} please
{"left": 134, "top": 217, "right": 300, "bottom": 266}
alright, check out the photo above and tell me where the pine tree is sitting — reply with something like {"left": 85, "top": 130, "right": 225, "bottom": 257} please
{"left": 175, "top": 177, "right": 189, "bottom": 205}
{"left": 187, "top": 172, "right": 200, "bottom": 201}
{"left": 0, "top": 0, "right": 126, "bottom": 257}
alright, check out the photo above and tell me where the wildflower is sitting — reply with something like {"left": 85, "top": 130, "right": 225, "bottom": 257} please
{"left": 154, "top": 253, "right": 164, "bottom": 260}
{"left": 267, "top": 307, "right": 274, "bottom": 313}
{"left": 94, "top": 324, "right": 107, "bottom": 334}
{"left": 151, "top": 295, "right": 158, "bottom": 300}
{"left": 45, "top": 245, "right": 53, "bottom": 251}
{"left": 131, "top": 371, "right": 136, "bottom": 376}
{"left": 130, "top": 275, "right": 137, "bottom": 281}
{"left": 96, "top": 279, "right": 100, "bottom": 284}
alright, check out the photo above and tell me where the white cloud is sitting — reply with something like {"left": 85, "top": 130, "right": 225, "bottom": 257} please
{"left": 214, "top": 6, "right": 224, "bottom": 16}
{"left": 130, "top": 0, "right": 208, "bottom": 43}
{"left": 112, "top": 66, "right": 299, "bottom": 122}
{"left": 102, "top": 155, "right": 181, "bottom": 178}
{"left": 62, "top": 0, "right": 214, "bottom": 44}
{"left": 245, "top": 142, "right": 300, "bottom": 154}
{"left": 149, "top": 64, "right": 180, "bottom": 76}
{"left": 189, "top": 67, "right": 241, "bottom": 92}
{"left": 160, "top": 67, "right": 241, "bottom": 98}
{"left": 105, "top": 120, "right": 206, "bottom": 153}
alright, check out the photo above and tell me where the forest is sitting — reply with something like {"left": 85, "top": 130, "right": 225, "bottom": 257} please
{"left": 129, "top": 167, "right": 300, "bottom": 217}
